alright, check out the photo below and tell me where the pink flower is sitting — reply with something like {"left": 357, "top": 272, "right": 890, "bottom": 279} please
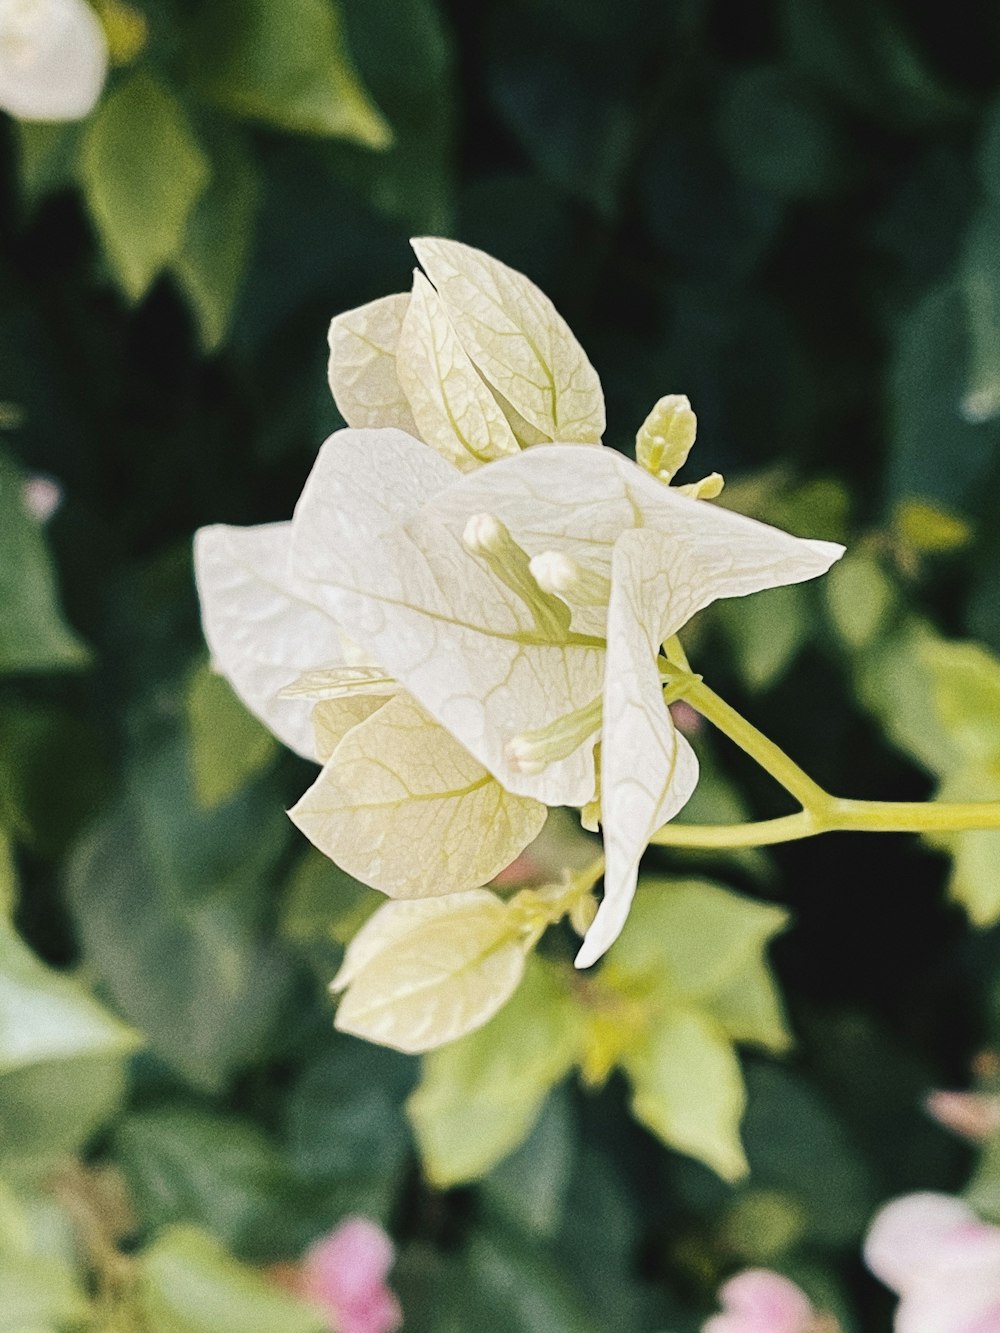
{"left": 300, "top": 1218, "right": 403, "bottom": 1333}
{"left": 864, "top": 1193, "right": 1000, "bottom": 1333}
{"left": 704, "top": 1269, "right": 818, "bottom": 1333}
{"left": 926, "top": 1091, "right": 1000, "bottom": 1144}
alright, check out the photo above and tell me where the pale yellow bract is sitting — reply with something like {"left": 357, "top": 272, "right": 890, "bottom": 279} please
{"left": 195, "top": 237, "right": 843, "bottom": 1052}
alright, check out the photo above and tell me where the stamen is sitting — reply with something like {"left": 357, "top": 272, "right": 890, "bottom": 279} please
{"left": 462, "top": 512, "right": 572, "bottom": 641}
{"left": 529, "top": 550, "right": 611, "bottom": 608}
{"left": 676, "top": 472, "right": 725, "bottom": 500}
{"left": 505, "top": 695, "right": 602, "bottom": 774}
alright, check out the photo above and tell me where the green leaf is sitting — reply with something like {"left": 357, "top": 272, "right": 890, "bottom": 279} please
{"left": 333, "top": 0, "right": 456, "bottom": 231}
{"left": 0, "top": 1250, "right": 90, "bottom": 1331}
{"left": 81, "top": 71, "right": 210, "bottom": 302}
{"left": 279, "top": 849, "right": 377, "bottom": 979}
{"left": 717, "top": 66, "right": 848, "bottom": 200}
{"left": 621, "top": 1006, "right": 748, "bottom": 1181}
{"left": 0, "top": 921, "right": 141, "bottom": 1177}
{"left": 115, "top": 1106, "right": 291, "bottom": 1260}
{"left": 932, "top": 767, "right": 1000, "bottom": 925}
{"left": 706, "top": 954, "right": 793, "bottom": 1054}
{"left": 919, "top": 637, "right": 1000, "bottom": 767}
{"left": 608, "top": 878, "right": 788, "bottom": 1001}
{"left": 824, "top": 553, "right": 896, "bottom": 650}
{"left": 191, "top": 0, "right": 391, "bottom": 148}
{"left": 15, "top": 121, "right": 81, "bottom": 211}
{"left": 283, "top": 1037, "right": 414, "bottom": 1226}
{"left": 481, "top": 1090, "right": 574, "bottom": 1240}
{"left": 887, "top": 284, "right": 1000, "bottom": 510}
{"left": 171, "top": 129, "right": 262, "bottom": 354}
{"left": 960, "top": 208, "right": 1000, "bottom": 423}
{"left": 461, "top": 1228, "right": 602, "bottom": 1333}
{"left": 0, "top": 831, "right": 15, "bottom": 922}
{"left": 715, "top": 582, "right": 810, "bottom": 690}
{"left": 65, "top": 742, "right": 292, "bottom": 1091}
{"left": 407, "top": 958, "right": 581, "bottom": 1186}
{"left": 138, "top": 1225, "right": 326, "bottom": 1333}
{"left": 184, "top": 660, "right": 277, "bottom": 810}
{"left": 0, "top": 450, "right": 88, "bottom": 673}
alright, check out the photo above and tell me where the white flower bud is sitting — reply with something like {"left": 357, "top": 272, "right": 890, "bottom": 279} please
{"left": 0, "top": 0, "right": 109, "bottom": 122}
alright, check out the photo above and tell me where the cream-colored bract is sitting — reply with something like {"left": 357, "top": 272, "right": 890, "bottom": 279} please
{"left": 0, "top": 0, "right": 108, "bottom": 122}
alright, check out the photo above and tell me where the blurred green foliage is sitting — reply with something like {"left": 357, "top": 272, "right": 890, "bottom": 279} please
{"left": 7, "top": 0, "right": 1000, "bottom": 1327}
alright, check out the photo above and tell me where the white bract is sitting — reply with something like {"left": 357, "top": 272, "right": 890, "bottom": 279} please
{"left": 196, "top": 237, "right": 843, "bottom": 982}
{"left": 0, "top": 0, "right": 108, "bottom": 122}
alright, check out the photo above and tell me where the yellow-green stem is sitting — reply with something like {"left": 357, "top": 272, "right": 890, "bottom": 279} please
{"left": 651, "top": 667, "right": 1000, "bottom": 850}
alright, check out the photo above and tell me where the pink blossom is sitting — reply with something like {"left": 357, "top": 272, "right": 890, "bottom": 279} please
{"left": 300, "top": 1218, "right": 402, "bottom": 1333}
{"left": 864, "top": 1193, "right": 1000, "bottom": 1333}
{"left": 704, "top": 1269, "right": 817, "bottom": 1333}
{"left": 670, "top": 699, "right": 702, "bottom": 736}
{"left": 926, "top": 1091, "right": 1000, "bottom": 1144}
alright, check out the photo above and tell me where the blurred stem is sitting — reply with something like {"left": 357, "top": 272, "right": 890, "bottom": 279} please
{"left": 651, "top": 670, "right": 1000, "bottom": 848}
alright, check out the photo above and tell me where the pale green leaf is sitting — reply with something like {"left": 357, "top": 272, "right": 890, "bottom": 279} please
{"left": 933, "top": 767, "right": 1000, "bottom": 926}
{"left": 607, "top": 878, "right": 788, "bottom": 1002}
{"left": 327, "top": 293, "right": 419, "bottom": 434}
{"left": 138, "top": 1225, "right": 326, "bottom": 1333}
{"left": 332, "top": 889, "right": 529, "bottom": 1053}
{"left": 396, "top": 269, "right": 519, "bottom": 469}
{"left": 80, "top": 71, "right": 209, "bottom": 302}
{"left": 185, "top": 660, "right": 278, "bottom": 811}
{"left": 0, "top": 921, "right": 140, "bottom": 1077}
{"left": 290, "top": 693, "right": 546, "bottom": 899}
{"left": 191, "top": 0, "right": 391, "bottom": 148}
{"left": 621, "top": 1006, "right": 748, "bottom": 1181}
{"left": 0, "top": 1251, "right": 90, "bottom": 1331}
{"left": 919, "top": 638, "right": 1000, "bottom": 766}
{"left": 0, "top": 450, "right": 88, "bottom": 674}
{"left": 893, "top": 498, "right": 972, "bottom": 555}
{"left": 706, "top": 955, "right": 793, "bottom": 1054}
{"left": 716, "top": 581, "right": 810, "bottom": 690}
{"left": 171, "top": 128, "right": 261, "bottom": 353}
{"left": 407, "top": 958, "right": 581, "bottom": 1185}
{"left": 960, "top": 207, "right": 1000, "bottom": 423}
{"left": 411, "top": 236, "right": 606, "bottom": 443}
{"left": 824, "top": 553, "right": 896, "bottom": 650}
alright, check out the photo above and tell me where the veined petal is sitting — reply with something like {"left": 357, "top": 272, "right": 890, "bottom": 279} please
{"left": 327, "top": 293, "right": 419, "bottom": 435}
{"left": 291, "top": 432, "right": 604, "bottom": 807}
{"left": 578, "top": 493, "right": 842, "bottom": 968}
{"left": 289, "top": 694, "right": 547, "bottom": 898}
{"left": 411, "top": 236, "right": 605, "bottom": 444}
{"left": 396, "top": 270, "right": 519, "bottom": 469}
{"left": 312, "top": 694, "right": 386, "bottom": 761}
{"left": 193, "top": 521, "right": 349, "bottom": 760}
{"left": 577, "top": 531, "right": 700, "bottom": 968}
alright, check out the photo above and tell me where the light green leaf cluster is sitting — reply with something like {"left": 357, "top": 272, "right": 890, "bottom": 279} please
{"left": 404, "top": 878, "right": 789, "bottom": 1186}
{"left": 831, "top": 559, "right": 1000, "bottom": 924}
{"left": 0, "top": 449, "right": 88, "bottom": 674}
{"left": 328, "top": 237, "right": 605, "bottom": 464}
{"left": 590, "top": 879, "right": 790, "bottom": 1180}
{"left": 407, "top": 957, "right": 583, "bottom": 1185}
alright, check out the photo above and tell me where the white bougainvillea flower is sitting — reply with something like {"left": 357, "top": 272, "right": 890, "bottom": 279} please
{"left": 198, "top": 236, "right": 842, "bottom": 969}
{"left": 327, "top": 236, "right": 605, "bottom": 465}
{"left": 0, "top": 0, "right": 108, "bottom": 122}
{"left": 290, "top": 429, "right": 843, "bottom": 966}
{"left": 194, "top": 460, "right": 547, "bottom": 903}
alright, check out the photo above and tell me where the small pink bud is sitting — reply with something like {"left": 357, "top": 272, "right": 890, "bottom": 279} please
{"left": 670, "top": 699, "right": 701, "bottom": 736}
{"left": 926, "top": 1091, "right": 1000, "bottom": 1144}
{"left": 300, "top": 1218, "right": 402, "bottom": 1333}
{"left": 22, "top": 474, "right": 62, "bottom": 523}
{"left": 704, "top": 1269, "right": 816, "bottom": 1333}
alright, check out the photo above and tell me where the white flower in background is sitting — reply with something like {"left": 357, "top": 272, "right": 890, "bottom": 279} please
{"left": 0, "top": 0, "right": 108, "bottom": 121}
{"left": 865, "top": 1192, "right": 1000, "bottom": 1332}
{"left": 196, "top": 237, "right": 842, "bottom": 973}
